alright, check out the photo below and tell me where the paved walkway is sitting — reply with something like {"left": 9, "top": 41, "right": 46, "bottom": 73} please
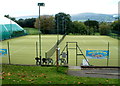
{"left": 68, "top": 66, "right": 120, "bottom": 79}
{"left": 68, "top": 66, "right": 81, "bottom": 69}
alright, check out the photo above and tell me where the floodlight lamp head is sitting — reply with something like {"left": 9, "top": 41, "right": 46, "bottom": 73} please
{"left": 38, "top": 3, "right": 45, "bottom": 6}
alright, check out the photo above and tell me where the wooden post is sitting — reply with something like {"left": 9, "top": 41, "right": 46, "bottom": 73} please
{"left": 66, "top": 42, "right": 68, "bottom": 64}
{"left": 107, "top": 42, "right": 109, "bottom": 66}
{"left": 7, "top": 41, "right": 11, "bottom": 64}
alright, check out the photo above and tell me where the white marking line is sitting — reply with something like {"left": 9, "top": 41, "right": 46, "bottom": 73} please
{"left": 12, "top": 47, "right": 26, "bottom": 54}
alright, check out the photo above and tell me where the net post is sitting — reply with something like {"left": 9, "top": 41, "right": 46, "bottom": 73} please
{"left": 7, "top": 41, "right": 11, "bottom": 64}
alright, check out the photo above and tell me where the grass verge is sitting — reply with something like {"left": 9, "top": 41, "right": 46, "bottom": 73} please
{"left": 1, "top": 64, "right": 119, "bottom": 85}
{"left": 24, "top": 28, "right": 38, "bottom": 35}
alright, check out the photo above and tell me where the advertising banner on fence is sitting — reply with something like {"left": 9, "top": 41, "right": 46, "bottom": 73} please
{"left": 0, "top": 49, "right": 8, "bottom": 57}
{"left": 86, "top": 50, "right": 109, "bottom": 59}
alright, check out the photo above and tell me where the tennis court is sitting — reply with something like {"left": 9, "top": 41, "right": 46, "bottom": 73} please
{"left": 1, "top": 35, "right": 119, "bottom": 66}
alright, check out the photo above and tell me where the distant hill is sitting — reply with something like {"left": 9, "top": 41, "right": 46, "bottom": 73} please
{"left": 16, "top": 13, "right": 117, "bottom": 22}
{"left": 71, "top": 13, "right": 117, "bottom": 22}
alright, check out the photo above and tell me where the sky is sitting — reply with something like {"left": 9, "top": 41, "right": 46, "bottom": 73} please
{"left": 0, "top": 0, "right": 119, "bottom": 17}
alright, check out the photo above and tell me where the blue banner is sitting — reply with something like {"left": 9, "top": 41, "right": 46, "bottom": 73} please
{"left": 0, "top": 49, "right": 8, "bottom": 57}
{"left": 86, "top": 50, "right": 109, "bottom": 59}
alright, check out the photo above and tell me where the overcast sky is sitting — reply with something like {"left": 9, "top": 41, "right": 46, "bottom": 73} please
{"left": 0, "top": 0, "right": 119, "bottom": 17}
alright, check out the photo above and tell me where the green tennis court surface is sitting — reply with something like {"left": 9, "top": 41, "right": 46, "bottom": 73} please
{"left": 1, "top": 35, "right": 119, "bottom": 66}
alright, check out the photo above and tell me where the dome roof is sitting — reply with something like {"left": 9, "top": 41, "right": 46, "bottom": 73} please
{"left": 0, "top": 16, "right": 16, "bottom": 24}
{"left": 0, "top": 16, "right": 26, "bottom": 40}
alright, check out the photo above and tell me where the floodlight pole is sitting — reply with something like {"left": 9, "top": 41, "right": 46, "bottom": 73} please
{"left": 38, "top": 3, "right": 45, "bottom": 65}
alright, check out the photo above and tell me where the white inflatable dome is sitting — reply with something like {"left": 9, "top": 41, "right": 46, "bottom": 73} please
{"left": 0, "top": 16, "right": 26, "bottom": 40}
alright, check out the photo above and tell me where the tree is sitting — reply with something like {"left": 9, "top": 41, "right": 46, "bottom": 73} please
{"left": 4, "top": 15, "right": 10, "bottom": 18}
{"left": 111, "top": 20, "right": 120, "bottom": 32}
{"left": 72, "top": 21, "right": 87, "bottom": 34}
{"left": 55, "top": 12, "right": 72, "bottom": 34}
{"left": 86, "top": 26, "right": 94, "bottom": 35}
{"left": 4, "top": 15, "right": 17, "bottom": 22}
{"left": 16, "top": 19, "right": 25, "bottom": 27}
{"left": 84, "top": 19, "right": 99, "bottom": 34}
{"left": 99, "top": 23, "right": 111, "bottom": 35}
{"left": 17, "top": 18, "right": 36, "bottom": 28}
{"left": 34, "top": 15, "right": 55, "bottom": 34}
{"left": 24, "top": 18, "right": 36, "bottom": 28}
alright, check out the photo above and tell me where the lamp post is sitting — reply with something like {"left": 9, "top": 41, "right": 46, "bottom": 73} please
{"left": 38, "top": 3, "right": 45, "bottom": 65}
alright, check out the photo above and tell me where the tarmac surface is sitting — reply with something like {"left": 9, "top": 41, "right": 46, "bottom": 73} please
{"left": 68, "top": 66, "right": 120, "bottom": 79}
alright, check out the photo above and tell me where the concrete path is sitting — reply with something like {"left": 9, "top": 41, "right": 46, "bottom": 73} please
{"left": 68, "top": 66, "right": 120, "bottom": 79}
{"left": 68, "top": 66, "right": 81, "bottom": 69}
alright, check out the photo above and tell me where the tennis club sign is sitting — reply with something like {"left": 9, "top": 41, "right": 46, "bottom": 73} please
{"left": 86, "top": 50, "right": 109, "bottom": 59}
{"left": 0, "top": 49, "right": 8, "bottom": 57}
